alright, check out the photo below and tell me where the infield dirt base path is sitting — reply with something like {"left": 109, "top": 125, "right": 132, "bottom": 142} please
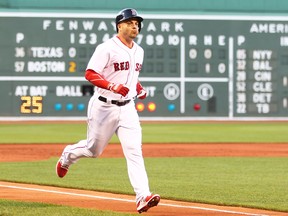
{"left": 1, "top": 143, "right": 288, "bottom": 216}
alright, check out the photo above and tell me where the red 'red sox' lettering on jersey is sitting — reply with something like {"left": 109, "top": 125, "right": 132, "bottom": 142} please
{"left": 114, "top": 61, "right": 130, "bottom": 71}
{"left": 113, "top": 62, "right": 142, "bottom": 72}
{"left": 135, "top": 63, "right": 142, "bottom": 71}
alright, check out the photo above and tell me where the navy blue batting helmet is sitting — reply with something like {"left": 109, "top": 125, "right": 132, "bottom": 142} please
{"left": 115, "top": 8, "right": 143, "bottom": 32}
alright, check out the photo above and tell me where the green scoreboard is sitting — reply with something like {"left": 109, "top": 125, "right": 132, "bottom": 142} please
{"left": 1, "top": 12, "right": 288, "bottom": 120}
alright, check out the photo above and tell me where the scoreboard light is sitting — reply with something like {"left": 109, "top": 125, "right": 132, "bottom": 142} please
{"left": 66, "top": 103, "right": 74, "bottom": 111}
{"left": 54, "top": 103, "right": 62, "bottom": 111}
{"left": 136, "top": 102, "right": 145, "bottom": 112}
{"left": 193, "top": 103, "right": 201, "bottom": 111}
{"left": 55, "top": 103, "right": 85, "bottom": 111}
{"left": 147, "top": 102, "right": 156, "bottom": 112}
{"left": 77, "top": 103, "right": 85, "bottom": 111}
{"left": 167, "top": 104, "right": 176, "bottom": 111}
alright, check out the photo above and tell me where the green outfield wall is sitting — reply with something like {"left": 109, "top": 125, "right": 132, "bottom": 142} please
{"left": 1, "top": 0, "right": 288, "bottom": 13}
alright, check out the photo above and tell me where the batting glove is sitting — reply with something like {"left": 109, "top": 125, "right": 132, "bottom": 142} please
{"left": 108, "top": 83, "right": 129, "bottom": 97}
{"left": 136, "top": 82, "right": 147, "bottom": 100}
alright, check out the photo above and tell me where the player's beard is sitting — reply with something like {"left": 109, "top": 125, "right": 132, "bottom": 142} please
{"left": 130, "top": 34, "right": 137, "bottom": 40}
{"left": 120, "top": 28, "right": 138, "bottom": 42}
{"left": 130, "top": 30, "right": 138, "bottom": 39}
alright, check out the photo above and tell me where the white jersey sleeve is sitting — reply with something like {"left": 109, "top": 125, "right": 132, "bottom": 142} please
{"left": 86, "top": 43, "right": 109, "bottom": 74}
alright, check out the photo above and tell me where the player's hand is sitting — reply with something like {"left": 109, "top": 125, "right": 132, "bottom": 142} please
{"left": 108, "top": 83, "right": 129, "bottom": 96}
{"left": 137, "top": 89, "right": 147, "bottom": 99}
{"left": 136, "top": 82, "right": 147, "bottom": 100}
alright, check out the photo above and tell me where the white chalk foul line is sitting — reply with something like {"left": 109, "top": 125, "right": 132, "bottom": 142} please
{"left": 159, "top": 203, "right": 269, "bottom": 216}
{"left": 0, "top": 183, "right": 269, "bottom": 216}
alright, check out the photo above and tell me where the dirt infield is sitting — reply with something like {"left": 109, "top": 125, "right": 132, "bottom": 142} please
{"left": 1, "top": 143, "right": 288, "bottom": 162}
{"left": 1, "top": 143, "right": 288, "bottom": 215}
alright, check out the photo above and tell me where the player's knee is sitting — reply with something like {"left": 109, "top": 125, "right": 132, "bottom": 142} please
{"left": 88, "top": 149, "right": 102, "bottom": 158}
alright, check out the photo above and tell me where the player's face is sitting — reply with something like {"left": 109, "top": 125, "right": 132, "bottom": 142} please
{"left": 118, "top": 19, "right": 139, "bottom": 40}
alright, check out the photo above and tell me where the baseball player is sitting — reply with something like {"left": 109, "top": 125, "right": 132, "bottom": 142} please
{"left": 56, "top": 8, "right": 160, "bottom": 213}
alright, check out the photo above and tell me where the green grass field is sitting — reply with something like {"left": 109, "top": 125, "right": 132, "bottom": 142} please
{"left": 1, "top": 121, "right": 288, "bottom": 143}
{"left": 0, "top": 199, "right": 136, "bottom": 216}
{"left": 0, "top": 121, "right": 288, "bottom": 215}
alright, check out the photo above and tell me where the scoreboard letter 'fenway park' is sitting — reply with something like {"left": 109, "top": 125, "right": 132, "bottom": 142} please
{"left": 0, "top": 12, "right": 288, "bottom": 120}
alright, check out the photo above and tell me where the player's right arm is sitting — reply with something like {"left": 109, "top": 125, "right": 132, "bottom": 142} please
{"left": 85, "top": 69, "right": 129, "bottom": 96}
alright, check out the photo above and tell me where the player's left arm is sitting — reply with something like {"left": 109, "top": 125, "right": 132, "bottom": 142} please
{"left": 136, "top": 81, "right": 146, "bottom": 99}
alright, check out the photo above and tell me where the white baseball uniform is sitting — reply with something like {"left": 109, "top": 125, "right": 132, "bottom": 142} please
{"left": 60, "top": 35, "right": 151, "bottom": 203}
